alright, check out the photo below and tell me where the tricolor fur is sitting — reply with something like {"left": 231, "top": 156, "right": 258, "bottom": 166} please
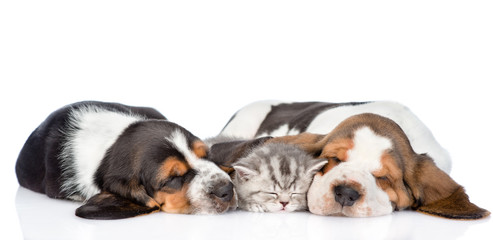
{"left": 220, "top": 100, "right": 451, "bottom": 173}
{"left": 60, "top": 104, "right": 148, "bottom": 200}
{"left": 16, "top": 101, "right": 236, "bottom": 219}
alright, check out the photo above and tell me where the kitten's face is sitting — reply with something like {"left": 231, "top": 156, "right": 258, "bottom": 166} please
{"left": 244, "top": 172, "right": 312, "bottom": 212}
{"left": 232, "top": 143, "right": 327, "bottom": 213}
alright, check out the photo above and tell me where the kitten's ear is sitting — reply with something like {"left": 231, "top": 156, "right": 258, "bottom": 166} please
{"left": 233, "top": 165, "right": 259, "bottom": 181}
{"left": 307, "top": 159, "right": 328, "bottom": 175}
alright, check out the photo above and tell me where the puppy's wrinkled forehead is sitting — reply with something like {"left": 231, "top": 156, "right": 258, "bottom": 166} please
{"left": 165, "top": 131, "right": 230, "bottom": 185}
{"left": 320, "top": 126, "right": 393, "bottom": 174}
{"left": 347, "top": 127, "right": 392, "bottom": 169}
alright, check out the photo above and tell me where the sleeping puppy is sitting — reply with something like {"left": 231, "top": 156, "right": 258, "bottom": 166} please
{"left": 270, "top": 113, "right": 489, "bottom": 219}
{"left": 16, "top": 101, "right": 236, "bottom": 219}
{"left": 220, "top": 100, "right": 451, "bottom": 173}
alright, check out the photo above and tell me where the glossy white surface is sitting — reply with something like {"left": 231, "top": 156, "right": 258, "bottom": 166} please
{"left": 11, "top": 187, "right": 493, "bottom": 240}
{"left": 2, "top": 1, "right": 493, "bottom": 239}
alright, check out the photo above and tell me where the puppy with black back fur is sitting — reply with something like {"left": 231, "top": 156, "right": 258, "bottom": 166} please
{"left": 16, "top": 101, "right": 237, "bottom": 219}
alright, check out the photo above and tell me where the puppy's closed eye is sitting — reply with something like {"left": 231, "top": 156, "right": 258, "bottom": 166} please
{"left": 329, "top": 156, "right": 341, "bottom": 163}
{"left": 375, "top": 175, "right": 392, "bottom": 188}
{"left": 160, "top": 170, "right": 196, "bottom": 191}
{"left": 162, "top": 176, "right": 185, "bottom": 190}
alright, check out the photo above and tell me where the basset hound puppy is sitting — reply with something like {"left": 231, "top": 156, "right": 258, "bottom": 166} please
{"left": 218, "top": 101, "right": 489, "bottom": 219}
{"left": 270, "top": 113, "right": 489, "bottom": 219}
{"left": 16, "top": 101, "right": 236, "bottom": 219}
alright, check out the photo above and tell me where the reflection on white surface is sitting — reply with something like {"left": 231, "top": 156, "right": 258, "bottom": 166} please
{"left": 15, "top": 187, "right": 490, "bottom": 240}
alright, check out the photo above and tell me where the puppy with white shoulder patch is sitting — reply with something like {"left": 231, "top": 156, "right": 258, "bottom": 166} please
{"left": 16, "top": 101, "right": 236, "bottom": 219}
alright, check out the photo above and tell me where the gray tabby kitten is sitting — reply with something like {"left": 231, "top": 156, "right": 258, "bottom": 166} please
{"left": 232, "top": 142, "right": 327, "bottom": 212}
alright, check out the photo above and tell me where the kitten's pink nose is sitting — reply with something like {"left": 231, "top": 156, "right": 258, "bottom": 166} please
{"left": 280, "top": 202, "right": 289, "bottom": 207}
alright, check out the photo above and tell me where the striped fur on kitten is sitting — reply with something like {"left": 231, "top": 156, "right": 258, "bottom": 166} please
{"left": 232, "top": 143, "right": 327, "bottom": 212}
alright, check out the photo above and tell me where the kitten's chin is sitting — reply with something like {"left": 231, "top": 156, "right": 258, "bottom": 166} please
{"left": 286, "top": 207, "right": 305, "bottom": 212}
{"left": 271, "top": 205, "right": 303, "bottom": 213}
{"left": 241, "top": 203, "right": 304, "bottom": 213}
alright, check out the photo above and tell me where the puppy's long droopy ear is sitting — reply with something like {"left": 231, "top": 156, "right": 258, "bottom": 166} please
{"left": 75, "top": 192, "right": 160, "bottom": 220}
{"left": 407, "top": 155, "right": 489, "bottom": 220}
{"left": 268, "top": 133, "right": 328, "bottom": 157}
{"left": 208, "top": 136, "right": 273, "bottom": 168}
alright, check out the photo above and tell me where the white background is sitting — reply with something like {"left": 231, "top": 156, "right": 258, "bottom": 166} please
{"left": 1, "top": 1, "right": 492, "bottom": 239}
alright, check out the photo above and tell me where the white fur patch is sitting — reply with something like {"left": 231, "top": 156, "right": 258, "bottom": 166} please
{"left": 166, "top": 131, "right": 236, "bottom": 214}
{"left": 308, "top": 127, "right": 394, "bottom": 217}
{"left": 256, "top": 124, "right": 301, "bottom": 138}
{"left": 347, "top": 127, "right": 393, "bottom": 171}
{"left": 165, "top": 130, "right": 202, "bottom": 167}
{"left": 60, "top": 105, "right": 145, "bottom": 200}
{"left": 307, "top": 101, "right": 451, "bottom": 173}
{"left": 220, "top": 100, "right": 286, "bottom": 139}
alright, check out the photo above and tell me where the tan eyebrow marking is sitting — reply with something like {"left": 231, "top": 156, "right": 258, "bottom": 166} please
{"left": 192, "top": 140, "right": 208, "bottom": 158}
{"left": 159, "top": 156, "right": 189, "bottom": 179}
{"left": 320, "top": 138, "right": 353, "bottom": 174}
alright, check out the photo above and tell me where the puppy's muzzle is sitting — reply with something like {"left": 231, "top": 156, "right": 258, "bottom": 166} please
{"left": 334, "top": 185, "right": 361, "bottom": 207}
{"left": 211, "top": 182, "right": 234, "bottom": 202}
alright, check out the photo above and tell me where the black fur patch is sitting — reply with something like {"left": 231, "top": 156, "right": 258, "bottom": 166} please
{"left": 256, "top": 101, "right": 369, "bottom": 136}
{"left": 75, "top": 192, "right": 160, "bottom": 220}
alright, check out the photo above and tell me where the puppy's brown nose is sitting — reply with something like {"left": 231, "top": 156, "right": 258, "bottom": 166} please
{"left": 334, "top": 185, "right": 360, "bottom": 207}
{"left": 211, "top": 182, "right": 234, "bottom": 202}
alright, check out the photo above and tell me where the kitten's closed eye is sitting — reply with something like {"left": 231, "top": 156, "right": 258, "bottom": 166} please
{"left": 262, "top": 192, "right": 279, "bottom": 199}
{"left": 290, "top": 193, "right": 304, "bottom": 197}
